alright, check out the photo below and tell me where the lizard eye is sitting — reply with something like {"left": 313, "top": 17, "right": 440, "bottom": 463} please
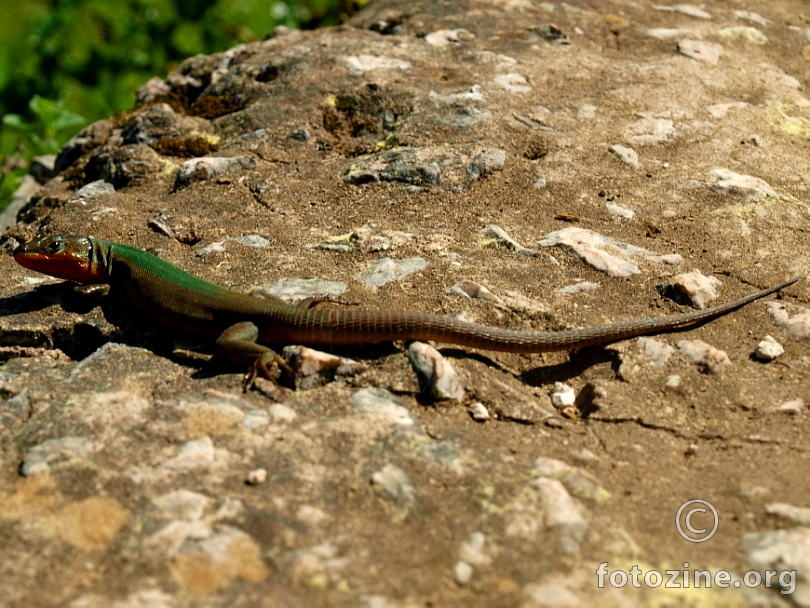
{"left": 42, "top": 238, "right": 64, "bottom": 255}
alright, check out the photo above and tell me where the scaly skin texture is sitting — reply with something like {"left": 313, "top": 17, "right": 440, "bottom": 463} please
{"left": 13, "top": 235, "right": 799, "bottom": 385}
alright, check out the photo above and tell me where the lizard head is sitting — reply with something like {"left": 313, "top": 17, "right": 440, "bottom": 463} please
{"left": 14, "top": 235, "right": 105, "bottom": 283}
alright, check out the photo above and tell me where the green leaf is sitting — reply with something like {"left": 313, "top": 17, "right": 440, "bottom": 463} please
{"left": 2, "top": 114, "right": 31, "bottom": 130}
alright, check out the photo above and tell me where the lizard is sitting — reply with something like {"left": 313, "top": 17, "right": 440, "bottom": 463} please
{"left": 12, "top": 234, "right": 800, "bottom": 389}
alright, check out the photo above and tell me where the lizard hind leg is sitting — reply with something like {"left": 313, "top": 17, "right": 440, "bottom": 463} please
{"left": 215, "top": 321, "right": 293, "bottom": 391}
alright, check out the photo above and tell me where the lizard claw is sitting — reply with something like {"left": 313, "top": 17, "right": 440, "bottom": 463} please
{"left": 242, "top": 351, "right": 295, "bottom": 392}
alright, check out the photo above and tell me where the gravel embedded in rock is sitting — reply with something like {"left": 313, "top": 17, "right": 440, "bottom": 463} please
{"left": 424, "top": 29, "right": 474, "bottom": 47}
{"left": 453, "top": 561, "right": 473, "bottom": 585}
{"left": 153, "top": 490, "right": 214, "bottom": 521}
{"left": 175, "top": 399, "right": 244, "bottom": 436}
{"left": 175, "top": 156, "right": 257, "bottom": 188}
{"left": 537, "top": 227, "right": 681, "bottom": 277}
{"left": 605, "top": 203, "right": 635, "bottom": 219}
{"left": 75, "top": 180, "right": 116, "bottom": 198}
{"left": 21, "top": 436, "right": 96, "bottom": 477}
{"left": 494, "top": 73, "right": 531, "bottom": 93}
{"left": 555, "top": 281, "right": 599, "bottom": 295}
{"left": 719, "top": 26, "right": 768, "bottom": 44}
{"left": 468, "top": 402, "right": 491, "bottom": 422}
{"left": 647, "top": 28, "right": 693, "bottom": 39}
{"left": 707, "top": 168, "right": 777, "bottom": 199}
{"left": 371, "top": 463, "right": 415, "bottom": 503}
{"left": 766, "top": 399, "right": 805, "bottom": 415}
{"left": 534, "top": 24, "right": 570, "bottom": 45}
{"left": 449, "top": 279, "right": 505, "bottom": 305}
{"left": 428, "top": 85, "right": 483, "bottom": 104}
{"left": 241, "top": 409, "right": 270, "bottom": 430}
{"left": 268, "top": 403, "right": 297, "bottom": 422}
{"left": 677, "top": 340, "right": 732, "bottom": 373}
{"left": 765, "top": 502, "right": 810, "bottom": 525}
{"left": 523, "top": 578, "right": 583, "bottom": 607}
{"left": 653, "top": 4, "right": 711, "bottom": 19}
{"left": 666, "top": 271, "right": 721, "bottom": 309}
{"left": 350, "top": 388, "right": 414, "bottom": 427}
{"left": 162, "top": 436, "right": 215, "bottom": 470}
{"left": 608, "top": 144, "right": 639, "bottom": 169}
{"left": 625, "top": 117, "right": 675, "bottom": 145}
{"left": 678, "top": 40, "right": 722, "bottom": 64}
{"left": 407, "top": 341, "right": 464, "bottom": 402}
{"left": 246, "top": 468, "right": 267, "bottom": 485}
{"left": 755, "top": 335, "right": 785, "bottom": 362}
{"left": 550, "top": 383, "right": 576, "bottom": 409}
{"left": 171, "top": 525, "right": 269, "bottom": 594}
{"left": 705, "top": 101, "right": 749, "bottom": 118}
{"left": 359, "top": 257, "right": 427, "bottom": 287}
{"left": 459, "top": 531, "right": 490, "bottom": 566}
{"left": 282, "top": 345, "right": 366, "bottom": 390}
{"left": 288, "top": 124, "right": 311, "bottom": 141}
{"left": 733, "top": 10, "right": 769, "bottom": 25}
{"left": 766, "top": 302, "right": 810, "bottom": 339}
{"left": 743, "top": 528, "right": 809, "bottom": 605}
{"left": 480, "top": 224, "right": 556, "bottom": 260}
{"left": 467, "top": 148, "right": 506, "bottom": 180}
{"left": 344, "top": 55, "right": 411, "bottom": 75}
{"left": 345, "top": 145, "right": 507, "bottom": 189}
{"left": 532, "top": 457, "right": 610, "bottom": 503}
{"left": 637, "top": 337, "right": 675, "bottom": 367}
{"left": 231, "top": 234, "right": 270, "bottom": 248}
{"left": 532, "top": 477, "right": 587, "bottom": 555}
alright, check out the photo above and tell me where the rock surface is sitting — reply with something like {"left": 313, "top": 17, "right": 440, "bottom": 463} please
{"left": 1, "top": 0, "right": 808, "bottom": 605}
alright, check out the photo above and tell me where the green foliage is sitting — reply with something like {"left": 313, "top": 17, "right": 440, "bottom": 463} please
{"left": 3, "top": 96, "right": 85, "bottom": 156}
{"left": 0, "top": 95, "right": 85, "bottom": 209}
{"left": 0, "top": 0, "right": 356, "bottom": 213}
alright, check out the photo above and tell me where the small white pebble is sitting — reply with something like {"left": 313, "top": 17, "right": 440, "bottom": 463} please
{"left": 556, "top": 281, "right": 600, "bottom": 295}
{"left": 468, "top": 402, "right": 491, "bottom": 422}
{"left": 766, "top": 399, "right": 805, "bottom": 415}
{"left": 677, "top": 340, "right": 731, "bottom": 374}
{"left": 550, "top": 382, "right": 576, "bottom": 408}
{"left": 268, "top": 403, "right": 297, "bottom": 422}
{"left": 606, "top": 202, "right": 636, "bottom": 219}
{"left": 740, "top": 485, "right": 769, "bottom": 498}
{"left": 408, "top": 341, "right": 465, "bottom": 401}
{"left": 755, "top": 335, "right": 785, "bottom": 362}
{"left": 765, "top": 503, "right": 810, "bottom": 525}
{"left": 571, "top": 448, "right": 598, "bottom": 463}
{"left": 608, "top": 144, "right": 639, "bottom": 169}
{"left": 246, "top": 468, "right": 267, "bottom": 485}
{"left": 454, "top": 560, "right": 474, "bottom": 585}
{"left": 668, "top": 272, "right": 721, "bottom": 309}
{"left": 638, "top": 337, "right": 675, "bottom": 366}
{"left": 459, "top": 532, "right": 491, "bottom": 567}
{"left": 665, "top": 375, "right": 682, "bottom": 389}
{"left": 685, "top": 443, "right": 699, "bottom": 456}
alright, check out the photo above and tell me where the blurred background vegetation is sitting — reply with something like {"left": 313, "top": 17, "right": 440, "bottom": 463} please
{"left": 0, "top": 0, "right": 357, "bottom": 211}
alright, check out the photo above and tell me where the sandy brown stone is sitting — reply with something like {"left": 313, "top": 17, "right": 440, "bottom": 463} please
{"left": 1, "top": 0, "right": 808, "bottom": 605}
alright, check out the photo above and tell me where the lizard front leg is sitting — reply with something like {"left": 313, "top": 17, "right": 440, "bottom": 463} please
{"left": 215, "top": 322, "right": 293, "bottom": 391}
{"left": 73, "top": 284, "right": 111, "bottom": 297}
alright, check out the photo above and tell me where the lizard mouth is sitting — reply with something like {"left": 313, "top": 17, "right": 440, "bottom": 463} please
{"left": 13, "top": 236, "right": 96, "bottom": 282}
